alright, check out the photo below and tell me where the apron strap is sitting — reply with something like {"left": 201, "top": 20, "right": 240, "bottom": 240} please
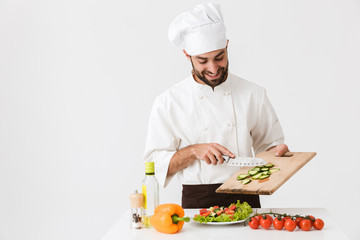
{"left": 182, "top": 183, "right": 261, "bottom": 209}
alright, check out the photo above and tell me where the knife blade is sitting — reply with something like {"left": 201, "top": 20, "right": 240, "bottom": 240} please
{"left": 222, "top": 155, "right": 267, "bottom": 167}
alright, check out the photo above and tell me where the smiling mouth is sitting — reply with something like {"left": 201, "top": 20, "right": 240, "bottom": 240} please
{"left": 205, "top": 71, "right": 220, "bottom": 78}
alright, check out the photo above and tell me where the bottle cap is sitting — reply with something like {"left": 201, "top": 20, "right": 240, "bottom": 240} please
{"left": 145, "top": 162, "right": 155, "bottom": 174}
{"left": 129, "top": 190, "right": 144, "bottom": 208}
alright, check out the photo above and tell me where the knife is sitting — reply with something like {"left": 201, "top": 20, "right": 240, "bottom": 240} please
{"left": 222, "top": 155, "right": 267, "bottom": 167}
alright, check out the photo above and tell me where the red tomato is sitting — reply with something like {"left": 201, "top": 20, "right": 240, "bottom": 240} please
{"left": 199, "top": 208, "right": 208, "bottom": 215}
{"left": 216, "top": 210, "right": 224, "bottom": 215}
{"left": 202, "top": 211, "right": 211, "bottom": 217}
{"left": 313, "top": 219, "right": 324, "bottom": 230}
{"left": 273, "top": 218, "right": 284, "bottom": 230}
{"left": 284, "top": 219, "right": 296, "bottom": 231}
{"left": 213, "top": 206, "right": 219, "bottom": 209}
{"left": 283, "top": 216, "right": 291, "bottom": 221}
{"left": 249, "top": 217, "right": 260, "bottom": 229}
{"left": 308, "top": 215, "right": 315, "bottom": 221}
{"left": 308, "top": 215, "right": 315, "bottom": 226}
{"left": 260, "top": 217, "right": 272, "bottom": 229}
{"left": 225, "top": 209, "right": 235, "bottom": 215}
{"left": 300, "top": 219, "right": 312, "bottom": 231}
{"left": 229, "top": 204, "right": 236, "bottom": 210}
{"left": 295, "top": 217, "right": 304, "bottom": 228}
{"left": 254, "top": 215, "right": 263, "bottom": 222}
{"left": 266, "top": 215, "right": 273, "bottom": 224}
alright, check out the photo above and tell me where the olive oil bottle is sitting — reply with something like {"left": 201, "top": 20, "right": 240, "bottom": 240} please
{"left": 141, "top": 162, "right": 159, "bottom": 228}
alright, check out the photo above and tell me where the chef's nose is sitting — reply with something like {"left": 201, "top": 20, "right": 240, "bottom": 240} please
{"left": 207, "top": 61, "right": 219, "bottom": 74}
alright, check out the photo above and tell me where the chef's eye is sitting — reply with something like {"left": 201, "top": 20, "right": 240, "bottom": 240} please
{"left": 215, "top": 57, "right": 223, "bottom": 61}
{"left": 199, "top": 60, "right": 207, "bottom": 64}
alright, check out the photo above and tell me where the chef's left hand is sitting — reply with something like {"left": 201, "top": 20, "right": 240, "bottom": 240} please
{"left": 267, "top": 144, "right": 289, "bottom": 157}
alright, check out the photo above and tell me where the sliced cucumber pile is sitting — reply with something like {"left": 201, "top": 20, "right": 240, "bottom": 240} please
{"left": 237, "top": 164, "right": 280, "bottom": 185}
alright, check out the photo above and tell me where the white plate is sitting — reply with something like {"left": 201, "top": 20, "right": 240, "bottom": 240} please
{"left": 192, "top": 219, "right": 247, "bottom": 225}
{"left": 191, "top": 213, "right": 253, "bottom": 225}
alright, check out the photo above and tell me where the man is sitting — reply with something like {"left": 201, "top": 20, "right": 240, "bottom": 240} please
{"left": 143, "top": 3, "right": 289, "bottom": 208}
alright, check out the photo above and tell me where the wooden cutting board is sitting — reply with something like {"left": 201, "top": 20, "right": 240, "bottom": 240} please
{"left": 216, "top": 151, "right": 316, "bottom": 195}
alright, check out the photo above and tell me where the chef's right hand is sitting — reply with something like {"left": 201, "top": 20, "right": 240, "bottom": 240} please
{"left": 192, "top": 143, "right": 235, "bottom": 165}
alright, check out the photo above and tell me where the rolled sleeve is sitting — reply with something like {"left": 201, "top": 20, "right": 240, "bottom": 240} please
{"left": 143, "top": 97, "right": 180, "bottom": 188}
{"left": 251, "top": 90, "right": 284, "bottom": 155}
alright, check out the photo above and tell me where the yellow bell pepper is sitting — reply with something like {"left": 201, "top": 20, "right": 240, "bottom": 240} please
{"left": 150, "top": 203, "right": 190, "bottom": 234}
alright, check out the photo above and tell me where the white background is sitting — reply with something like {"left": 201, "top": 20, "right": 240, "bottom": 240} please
{"left": 0, "top": 0, "right": 359, "bottom": 239}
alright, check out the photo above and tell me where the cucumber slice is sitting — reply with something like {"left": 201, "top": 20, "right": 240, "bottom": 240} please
{"left": 248, "top": 170, "right": 259, "bottom": 176}
{"left": 265, "top": 163, "right": 274, "bottom": 168}
{"left": 237, "top": 174, "right": 250, "bottom": 180}
{"left": 252, "top": 173, "right": 262, "bottom": 179}
{"left": 259, "top": 174, "right": 270, "bottom": 179}
{"left": 261, "top": 171, "right": 270, "bottom": 175}
{"left": 253, "top": 167, "right": 261, "bottom": 172}
{"left": 269, "top": 168, "right": 280, "bottom": 173}
{"left": 242, "top": 179, "right": 251, "bottom": 185}
{"left": 261, "top": 167, "right": 269, "bottom": 171}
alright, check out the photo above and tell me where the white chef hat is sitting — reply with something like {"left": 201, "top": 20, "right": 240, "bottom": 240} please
{"left": 168, "top": 2, "right": 227, "bottom": 56}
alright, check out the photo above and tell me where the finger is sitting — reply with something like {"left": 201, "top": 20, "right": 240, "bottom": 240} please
{"left": 213, "top": 143, "right": 235, "bottom": 158}
{"left": 212, "top": 149, "right": 224, "bottom": 164}
{"left": 203, "top": 155, "right": 211, "bottom": 165}
{"left": 276, "top": 144, "right": 289, "bottom": 157}
{"left": 208, "top": 153, "right": 218, "bottom": 165}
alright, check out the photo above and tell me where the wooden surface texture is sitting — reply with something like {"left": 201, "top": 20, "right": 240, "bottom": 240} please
{"left": 216, "top": 151, "right": 316, "bottom": 195}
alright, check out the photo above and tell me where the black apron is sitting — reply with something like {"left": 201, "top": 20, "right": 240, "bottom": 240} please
{"left": 182, "top": 183, "right": 261, "bottom": 209}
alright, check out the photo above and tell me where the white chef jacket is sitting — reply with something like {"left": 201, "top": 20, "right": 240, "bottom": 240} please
{"left": 143, "top": 73, "right": 284, "bottom": 188}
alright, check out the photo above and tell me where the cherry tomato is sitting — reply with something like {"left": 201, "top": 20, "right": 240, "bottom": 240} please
{"left": 284, "top": 219, "right": 296, "bottom": 231}
{"left": 254, "top": 215, "right": 263, "bottom": 222}
{"left": 308, "top": 215, "right": 315, "bottom": 221}
{"left": 273, "top": 218, "right": 284, "bottom": 230}
{"left": 300, "top": 219, "right": 312, "bottom": 231}
{"left": 260, "top": 217, "right": 272, "bottom": 229}
{"left": 283, "top": 216, "right": 291, "bottom": 221}
{"left": 249, "top": 217, "right": 260, "bottom": 229}
{"left": 313, "top": 218, "right": 324, "bottom": 230}
{"left": 266, "top": 215, "right": 273, "bottom": 224}
{"left": 308, "top": 215, "right": 315, "bottom": 226}
{"left": 295, "top": 217, "right": 304, "bottom": 228}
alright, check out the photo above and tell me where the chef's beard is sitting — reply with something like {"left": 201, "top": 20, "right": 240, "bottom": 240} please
{"left": 191, "top": 58, "right": 229, "bottom": 88}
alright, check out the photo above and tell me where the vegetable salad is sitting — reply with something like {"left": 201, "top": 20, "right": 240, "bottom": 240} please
{"left": 193, "top": 200, "right": 253, "bottom": 223}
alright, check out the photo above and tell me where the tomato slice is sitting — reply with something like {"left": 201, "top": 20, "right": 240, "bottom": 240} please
{"left": 199, "top": 208, "right": 208, "bottom": 215}
{"left": 225, "top": 209, "right": 235, "bottom": 215}
{"left": 202, "top": 211, "right": 211, "bottom": 217}
{"left": 216, "top": 210, "right": 224, "bottom": 215}
{"left": 229, "top": 205, "right": 236, "bottom": 210}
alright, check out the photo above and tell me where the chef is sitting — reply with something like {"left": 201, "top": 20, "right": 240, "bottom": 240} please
{"left": 143, "top": 3, "right": 289, "bottom": 208}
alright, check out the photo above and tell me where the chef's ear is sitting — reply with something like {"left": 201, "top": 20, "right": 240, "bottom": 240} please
{"left": 183, "top": 49, "right": 191, "bottom": 61}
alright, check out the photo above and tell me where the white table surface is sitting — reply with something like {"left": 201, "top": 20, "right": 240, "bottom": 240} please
{"left": 102, "top": 208, "right": 348, "bottom": 240}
